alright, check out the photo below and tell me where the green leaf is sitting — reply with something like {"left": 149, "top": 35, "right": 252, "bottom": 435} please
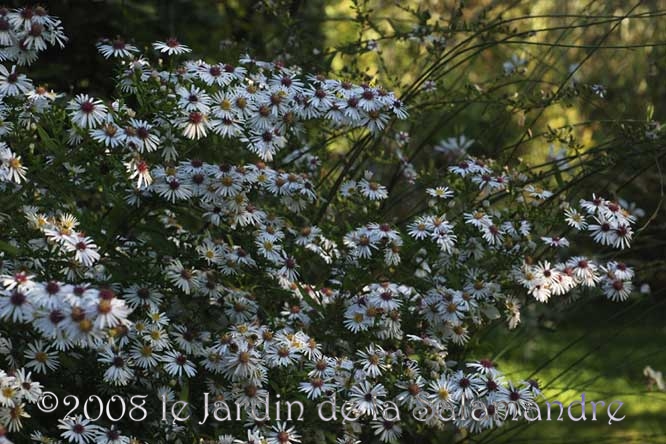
{"left": 35, "top": 125, "right": 61, "bottom": 153}
{"left": 0, "top": 240, "right": 19, "bottom": 256}
{"left": 180, "top": 379, "right": 190, "bottom": 402}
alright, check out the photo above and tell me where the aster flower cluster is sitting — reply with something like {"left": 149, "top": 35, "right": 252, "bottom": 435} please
{"left": 0, "top": 369, "right": 42, "bottom": 434}
{"left": 65, "top": 45, "right": 406, "bottom": 168}
{"left": 570, "top": 194, "right": 636, "bottom": 250}
{"left": 0, "top": 271, "right": 131, "bottom": 355}
{"left": 0, "top": 143, "right": 26, "bottom": 184}
{"left": 513, "top": 195, "right": 639, "bottom": 304}
{"left": 0, "top": 11, "right": 644, "bottom": 444}
{"left": 24, "top": 210, "right": 101, "bottom": 271}
{"left": 0, "top": 6, "right": 67, "bottom": 66}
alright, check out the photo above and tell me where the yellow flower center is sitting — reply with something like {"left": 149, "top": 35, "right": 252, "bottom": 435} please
{"left": 9, "top": 158, "right": 21, "bottom": 169}
{"left": 2, "top": 387, "right": 15, "bottom": 398}
{"left": 79, "top": 319, "right": 93, "bottom": 332}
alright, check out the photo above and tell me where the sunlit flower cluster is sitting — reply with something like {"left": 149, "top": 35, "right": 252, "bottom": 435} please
{"left": 66, "top": 46, "right": 407, "bottom": 167}
{"left": 25, "top": 210, "right": 101, "bottom": 270}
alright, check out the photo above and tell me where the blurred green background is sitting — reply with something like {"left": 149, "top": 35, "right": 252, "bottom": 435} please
{"left": 19, "top": 0, "right": 665, "bottom": 442}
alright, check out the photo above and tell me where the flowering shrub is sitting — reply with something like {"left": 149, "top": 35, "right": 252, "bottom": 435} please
{"left": 0, "top": 6, "right": 646, "bottom": 444}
